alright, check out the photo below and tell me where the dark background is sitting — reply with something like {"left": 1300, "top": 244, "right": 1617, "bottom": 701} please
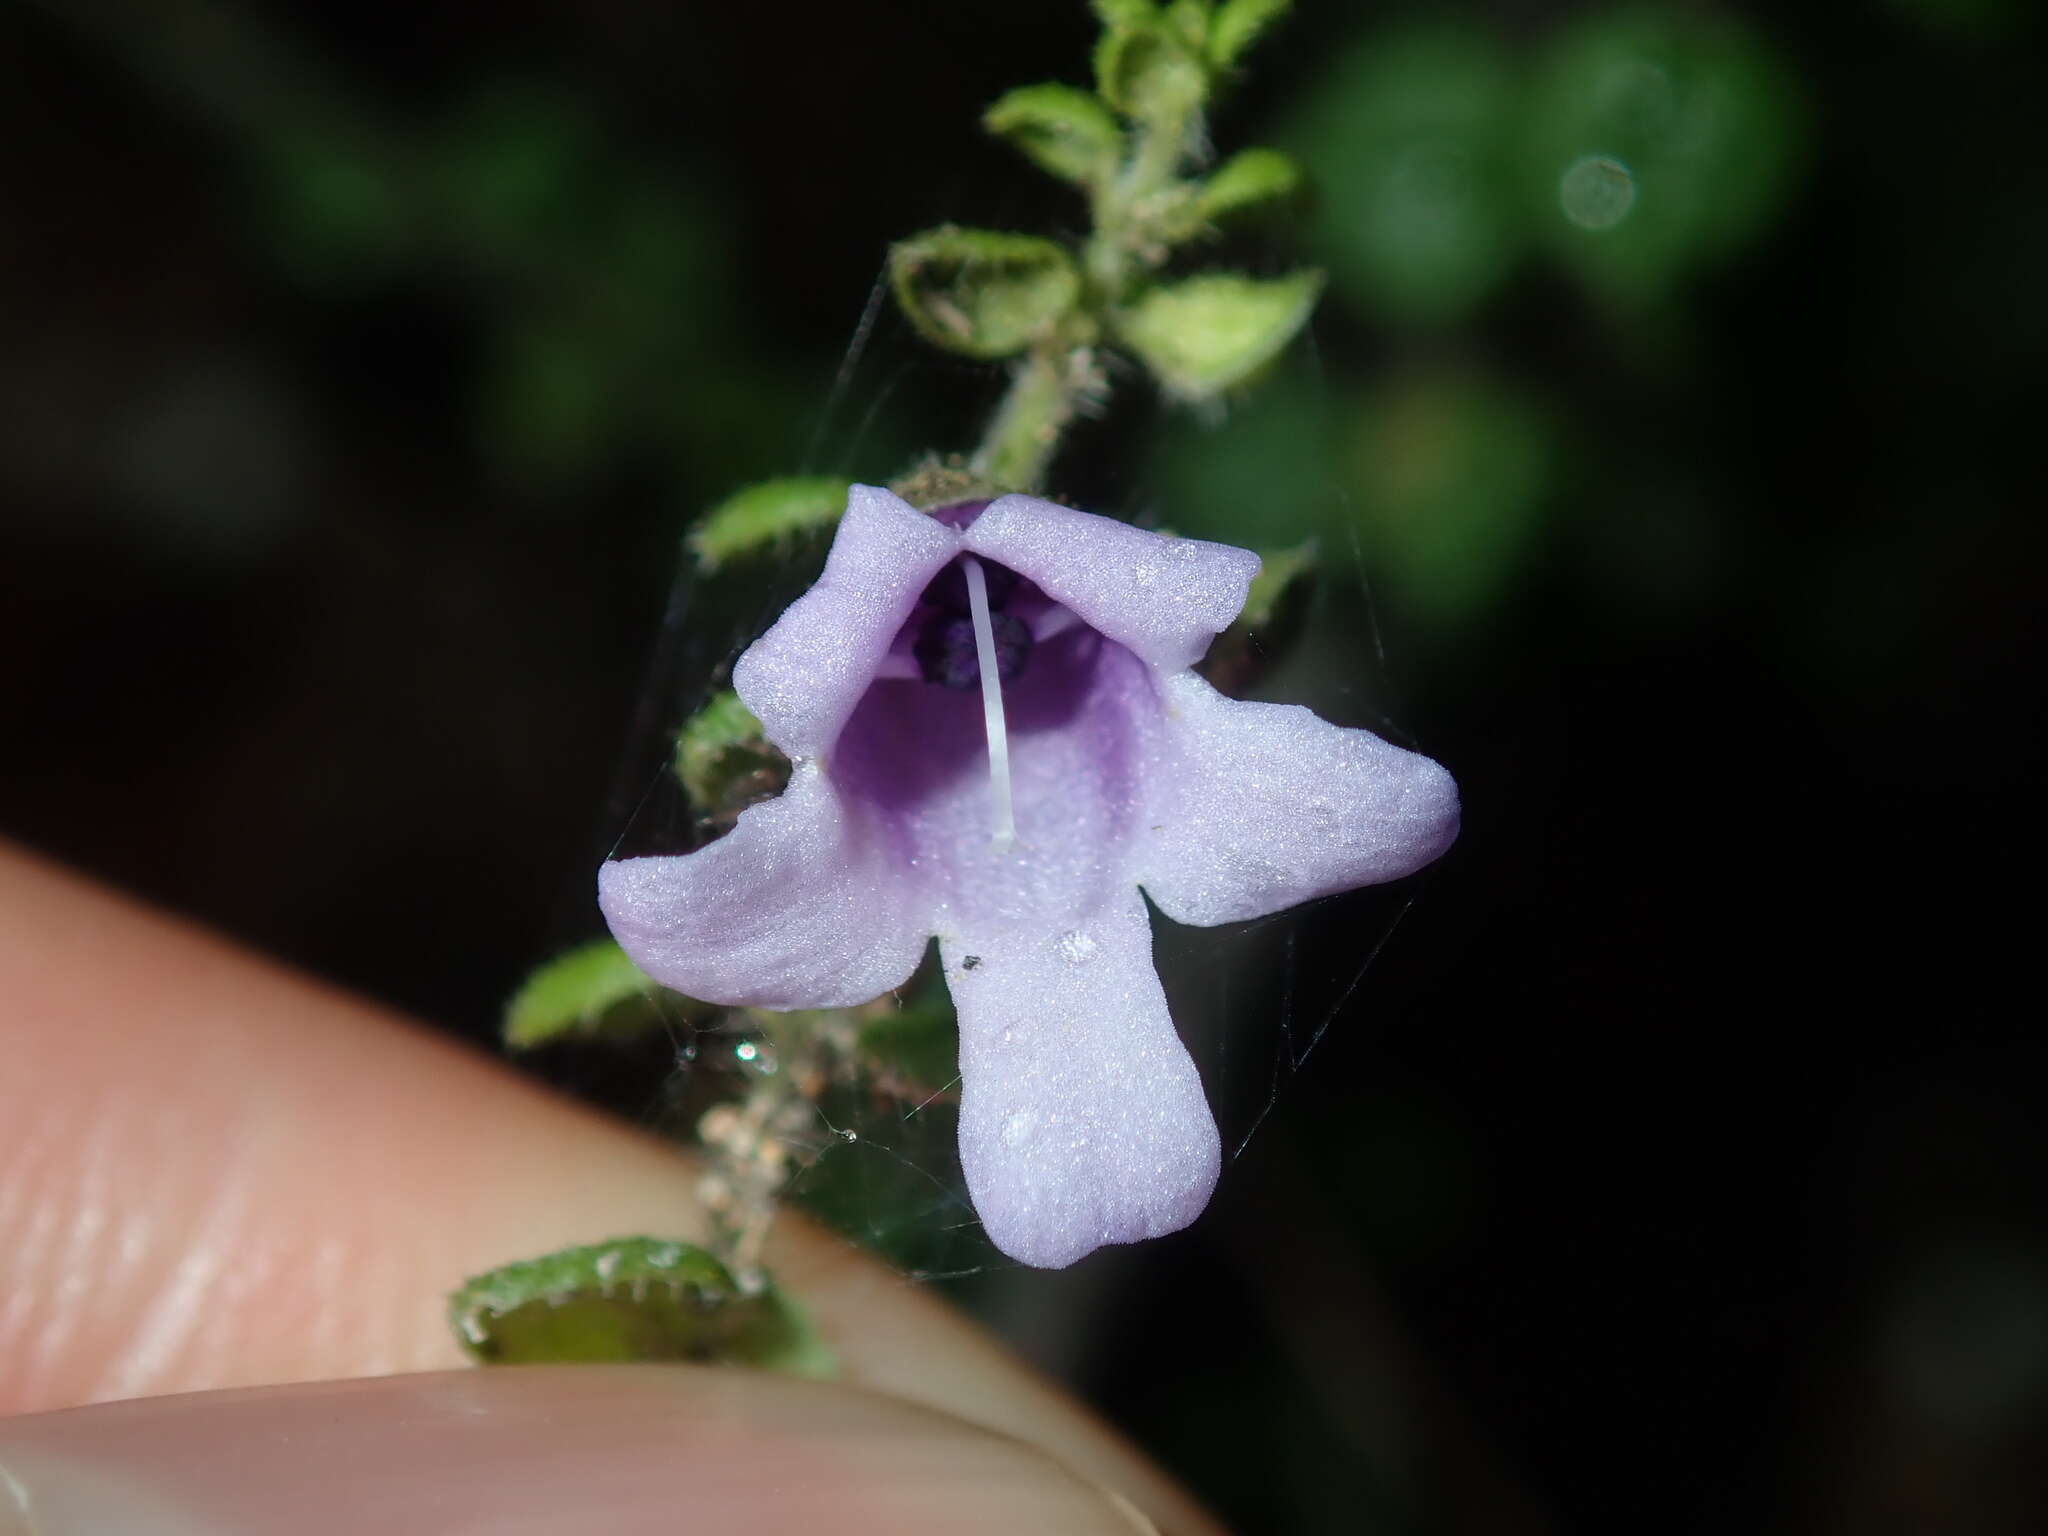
{"left": 4, "top": 2, "right": 2044, "bottom": 1532}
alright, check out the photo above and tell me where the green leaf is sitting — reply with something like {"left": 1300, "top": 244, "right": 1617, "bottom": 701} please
{"left": 983, "top": 84, "right": 1124, "bottom": 190}
{"left": 1092, "top": 0, "right": 1158, "bottom": 29}
{"left": 1111, "top": 270, "right": 1323, "bottom": 402}
{"left": 673, "top": 689, "right": 789, "bottom": 827}
{"left": 450, "top": 1238, "right": 836, "bottom": 1377}
{"left": 502, "top": 939, "right": 673, "bottom": 1051}
{"left": 1163, "top": 0, "right": 1216, "bottom": 51}
{"left": 1208, "top": 0, "right": 1291, "bottom": 70}
{"left": 889, "top": 227, "right": 1081, "bottom": 360}
{"left": 1193, "top": 147, "right": 1303, "bottom": 223}
{"left": 1095, "top": 21, "right": 1208, "bottom": 123}
{"left": 687, "top": 476, "right": 850, "bottom": 570}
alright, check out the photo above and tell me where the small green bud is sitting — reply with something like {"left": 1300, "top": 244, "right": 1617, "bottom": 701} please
{"left": 983, "top": 84, "right": 1125, "bottom": 190}
{"left": 1193, "top": 146, "right": 1304, "bottom": 224}
{"left": 1111, "top": 269, "right": 1323, "bottom": 402}
{"left": 502, "top": 939, "right": 675, "bottom": 1051}
{"left": 889, "top": 227, "right": 1082, "bottom": 360}
{"left": 1208, "top": 0, "right": 1291, "bottom": 71}
{"left": 687, "top": 476, "right": 850, "bottom": 571}
{"left": 450, "top": 1238, "right": 836, "bottom": 1377}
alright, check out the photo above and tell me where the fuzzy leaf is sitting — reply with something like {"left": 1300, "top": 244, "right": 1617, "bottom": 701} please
{"left": 1163, "top": 0, "right": 1215, "bottom": 51}
{"left": 1208, "top": 0, "right": 1291, "bottom": 70}
{"left": 688, "top": 476, "right": 850, "bottom": 571}
{"left": 674, "top": 689, "right": 790, "bottom": 828}
{"left": 1112, "top": 270, "right": 1323, "bottom": 401}
{"left": 984, "top": 85, "right": 1124, "bottom": 189}
{"left": 1194, "top": 147, "right": 1303, "bottom": 223}
{"left": 502, "top": 939, "right": 672, "bottom": 1051}
{"left": 1095, "top": 22, "right": 1208, "bottom": 123}
{"left": 889, "top": 227, "right": 1081, "bottom": 360}
{"left": 450, "top": 1238, "right": 836, "bottom": 1377}
{"left": 1091, "top": 0, "right": 1158, "bottom": 29}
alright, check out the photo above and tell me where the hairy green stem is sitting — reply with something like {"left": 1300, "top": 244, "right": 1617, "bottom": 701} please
{"left": 968, "top": 96, "right": 1202, "bottom": 494}
{"left": 970, "top": 345, "right": 1078, "bottom": 493}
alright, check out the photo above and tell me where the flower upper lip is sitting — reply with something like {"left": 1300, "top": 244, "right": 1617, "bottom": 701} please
{"left": 600, "top": 485, "right": 1458, "bottom": 1268}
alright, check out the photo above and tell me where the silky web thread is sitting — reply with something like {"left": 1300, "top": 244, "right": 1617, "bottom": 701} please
{"left": 962, "top": 555, "right": 1016, "bottom": 853}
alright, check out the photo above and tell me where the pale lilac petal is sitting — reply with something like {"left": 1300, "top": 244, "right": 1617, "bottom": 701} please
{"left": 832, "top": 625, "right": 1161, "bottom": 931}
{"left": 945, "top": 889, "right": 1220, "bottom": 1270}
{"left": 733, "top": 485, "right": 961, "bottom": 759}
{"left": 1137, "top": 671, "right": 1460, "bottom": 927}
{"left": 598, "top": 762, "right": 931, "bottom": 1010}
{"left": 963, "top": 495, "right": 1259, "bottom": 671}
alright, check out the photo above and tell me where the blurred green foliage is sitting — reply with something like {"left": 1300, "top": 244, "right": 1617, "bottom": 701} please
{"left": 1523, "top": 8, "right": 1802, "bottom": 305}
{"left": 1285, "top": 23, "right": 1523, "bottom": 330}
{"left": 244, "top": 72, "right": 786, "bottom": 502}
{"left": 1159, "top": 5, "right": 1807, "bottom": 635}
{"left": 1348, "top": 368, "right": 1557, "bottom": 630}
{"left": 1288, "top": 8, "right": 1801, "bottom": 327}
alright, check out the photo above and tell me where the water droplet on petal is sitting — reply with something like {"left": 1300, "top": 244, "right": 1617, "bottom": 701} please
{"left": 1057, "top": 930, "right": 1098, "bottom": 964}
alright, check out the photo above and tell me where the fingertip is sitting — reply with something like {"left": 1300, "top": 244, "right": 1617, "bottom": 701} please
{"left": 0, "top": 1368, "right": 1164, "bottom": 1536}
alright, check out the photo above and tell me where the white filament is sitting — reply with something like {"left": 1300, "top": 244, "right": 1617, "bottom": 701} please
{"left": 962, "top": 556, "right": 1016, "bottom": 854}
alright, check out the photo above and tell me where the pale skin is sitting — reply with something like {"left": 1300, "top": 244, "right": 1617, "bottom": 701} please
{"left": 0, "top": 841, "right": 1224, "bottom": 1535}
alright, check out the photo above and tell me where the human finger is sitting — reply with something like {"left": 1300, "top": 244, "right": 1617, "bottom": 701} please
{"left": 0, "top": 842, "right": 1221, "bottom": 1535}
{"left": 0, "top": 1366, "right": 1162, "bottom": 1535}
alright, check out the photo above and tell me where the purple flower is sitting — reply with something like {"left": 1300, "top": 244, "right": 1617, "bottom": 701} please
{"left": 600, "top": 486, "right": 1458, "bottom": 1268}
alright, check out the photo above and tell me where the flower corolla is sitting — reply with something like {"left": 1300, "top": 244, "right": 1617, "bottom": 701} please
{"left": 599, "top": 487, "right": 1458, "bottom": 1268}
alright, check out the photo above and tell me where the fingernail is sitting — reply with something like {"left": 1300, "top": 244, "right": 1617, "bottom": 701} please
{"left": 0, "top": 1462, "right": 28, "bottom": 1536}
{"left": 0, "top": 1367, "right": 1164, "bottom": 1535}
{"left": 1, "top": 1449, "right": 215, "bottom": 1536}
{"left": 1103, "top": 1487, "right": 1164, "bottom": 1533}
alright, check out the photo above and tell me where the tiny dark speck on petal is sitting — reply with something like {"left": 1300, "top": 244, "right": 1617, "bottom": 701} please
{"left": 963, "top": 955, "right": 982, "bottom": 970}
